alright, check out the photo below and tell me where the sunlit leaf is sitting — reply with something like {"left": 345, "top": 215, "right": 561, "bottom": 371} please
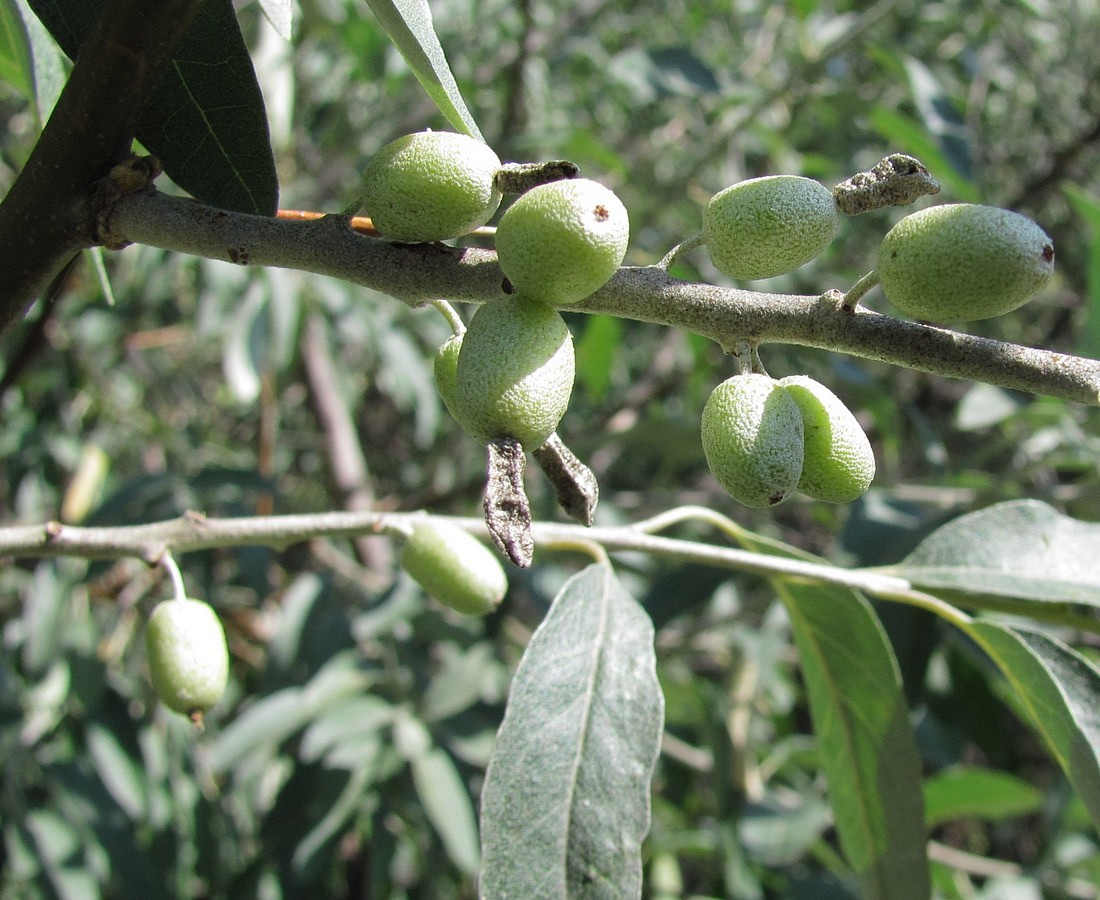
{"left": 361, "top": 0, "right": 482, "bottom": 139}
{"left": 964, "top": 621, "right": 1100, "bottom": 828}
{"left": 479, "top": 563, "right": 663, "bottom": 898}
{"left": 884, "top": 500, "right": 1100, "bottom": 607}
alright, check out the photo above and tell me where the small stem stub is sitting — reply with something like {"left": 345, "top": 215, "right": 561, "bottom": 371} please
{"left": 483, "top": 438, "right": 534, "bottom": 567}
{"left": 833, "top": 153, "right": 941, "bottom": 215}
{"left": 493, "top": 161, "right": 581, "bottom": 195}
{"left": 533, "top": 433, "right": 599, "bottom": 526}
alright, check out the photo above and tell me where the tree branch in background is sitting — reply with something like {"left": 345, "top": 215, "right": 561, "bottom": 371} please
{"left": 106, "top": 188, "right": 1100, "bottom": 406}
{"left": 0, "top": 0, "right": 206, "bottom": 336}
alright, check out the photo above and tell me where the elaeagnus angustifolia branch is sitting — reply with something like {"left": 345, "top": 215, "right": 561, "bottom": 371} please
{"left": 103, "top": 187, "right": 1100, "bottom": 406}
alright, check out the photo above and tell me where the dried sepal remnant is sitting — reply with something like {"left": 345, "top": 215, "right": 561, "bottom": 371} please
{"left": 532, "top": 433, "right": 599, "bottom": 526}
{"left": 833, "top": 154, "right": 941, "bottom": 215}
{"left": 483, "top": 437, "right": 534, "bottom": 567}
{"left": 493, "top": 160, "right": 580, "bottom": 195}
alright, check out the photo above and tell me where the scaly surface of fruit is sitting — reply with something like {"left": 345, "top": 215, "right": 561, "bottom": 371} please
{"left": 875, "top": 203, "right": 1054, "bottom": 323}
{"left": 361, "top": 130, "right": 502, "bottom": 242}
{"left": 703, "top": 175, "right": 840, "bottom": 280}
{"left": 401, "top": 520, "right": 508, "bottom": 615}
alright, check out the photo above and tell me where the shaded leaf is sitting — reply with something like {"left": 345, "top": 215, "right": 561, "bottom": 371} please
{"left": 15, "top": 0, "right": 65, "bottom": 123}
{"left": 28, "top": 0, "right": 278, "bottom": 213}
{"left": 0, "top": 0, "right": 32, "bottom": 99}
{"left": 411, "top": 746, "right": 480, "bottom": 875}
{"left": 965, "top": 621, "right": 1100, "bottom": 828}
{"left": 479, "top": 563, "right": 663, "bottom": 899}
{"left": 735, "top": 534, "right": 930, "bottom": 900}
{"left": 923, "top": 767, "right": 1044, "bottom": 827}
{"left": 1064, "top": 184, "right": 1100, "bottom": 359}
{"left": 361, "top": 0, "right": 482, "bottom": 139}
{"left": 886, "top": 500, "right": 1100, "bottom": 607}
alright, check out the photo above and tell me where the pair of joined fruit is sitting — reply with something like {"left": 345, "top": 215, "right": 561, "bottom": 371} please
{"left": 701, "top": 373, "right": 875, "bottom": 508}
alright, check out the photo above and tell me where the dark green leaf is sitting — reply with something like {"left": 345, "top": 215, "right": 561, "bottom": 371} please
{"left": 965, "top": 621, "right": 1100, "bottom": 828}
{"left": 28, "top": 0, "right": 278, "bottom": 213}
{"left": 1064, "top": 184, "right": 1100, "bottom": 359}
{"left": 886, "top": 500, "right": 1100, "bottom": 607}
{"left": 735, "top": 535, "right": 930, "bottom": 900}
{"left": 923, "top": 766, "right": 1044, "bottom": 827}
{"left": 361, "top": 0, "right": 482, "bottom": 139}
{"left": 479, "top": 563, "right": 663, "bottom": 899}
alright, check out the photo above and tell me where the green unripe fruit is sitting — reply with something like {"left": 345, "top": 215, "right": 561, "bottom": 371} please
{"left": 875, "top": 203, "right": 1055, "bottom": 323}
{"left": 433, "top": 333, "right": 464, "bottom": 422}
{"left": 361, "top": 131, "right": 502, "bottom": 242}
{"left": 779, "top": 376, "right": 875, "bottom": 503}
{"left": 494, "top": 178, "right": 629, "bottom": 306}
{"left": 701, "top": 373, "right": 804, "bottom": 508}
{"left": 146, "top": 598, "right": 229, "bottom": 717}
{"left": 703, "top": 175, "right": 840, "bottom": 280}
{"left": 401, "top": 520, "right": 508, "bottom": 615}
{"left": 455, "top": 296, "right": 575, "bottom": 449}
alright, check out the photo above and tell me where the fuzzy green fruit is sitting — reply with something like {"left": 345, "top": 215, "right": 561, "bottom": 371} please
{"left": 701, "top": 373, "right": 804, "bottom": 508}
{"left": 401, "top": 520, "right": 508, "bottom": 615}
{"left": 455, "top": 296, "right": 575, "bottom": 449}
{"left": 361, "top": 131, "right": 502, "bottom": 242}
{"left": 779, "top": 376, "right": 875, "bottom": 503}
{"left": 146, "top": 598, "right": 229, "bottom": 717}
{"left": 494, "top": 178, "right": 629, "bottom": 306}
{"left": 703, "top": 175, "right": 840, "bottom": 280}
{"left": 433, "top": 332, "right": 464, "bottom": 422}
{"left": 875, "top": 203, "right": 1055, "bottom": 323}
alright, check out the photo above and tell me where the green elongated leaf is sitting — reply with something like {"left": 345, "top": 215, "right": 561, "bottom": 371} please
{"left": 479, "top": 563, "right": 663, "bottom": 899}
{"left": 86, "top": 723, "right": 146, "bottom": 820}
{"left": 735, "top": 535, "right": 929, "bottom": 900}
{"left": 923, "top": 767, "right": 1043, "bottom": 827}
{"left": 15, "top": 0, "right": 65, "bottom": 123}
{"left": 361, "top": 0, "right": 482, "bottom": 139}
{"left": 1064, "top": 184, "right": 1100, "bottom": 359}
{"left": 0, "top": 0, "right": 33, "bottom": 99}
{"left": 411, "top": 746, "right": 480, "bottom": 875}
{"left": 28, "top": 0, "right": 278, "bottom": 214}
{"left": 884, "top": 500, "right": 1100, "bottom": 607}
{"left": 964, "top": 621, "right": 1100, "bottom": 827}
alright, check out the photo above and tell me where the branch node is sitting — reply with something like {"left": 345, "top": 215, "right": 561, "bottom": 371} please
{"left": 45, "top": 521, "right": 63, "bottom": 539}
{"left": 93, "top": 155, "right": 162, "bottom": 249}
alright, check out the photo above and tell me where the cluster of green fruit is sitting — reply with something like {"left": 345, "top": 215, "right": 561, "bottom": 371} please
{"left": 360, "top": 130, "right": 1056, "bottom": 521}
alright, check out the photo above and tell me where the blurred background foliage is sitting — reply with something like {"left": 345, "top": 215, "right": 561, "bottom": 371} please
{"left": 2, "top": 0, "right": 1100, "bottom": 896}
